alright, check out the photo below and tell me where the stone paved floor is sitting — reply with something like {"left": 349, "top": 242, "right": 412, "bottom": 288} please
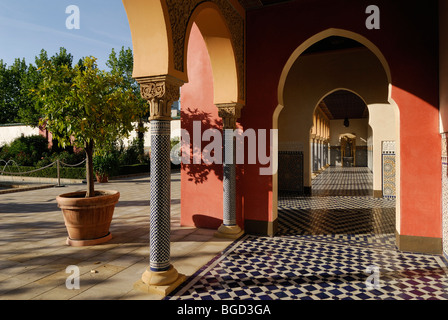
{"left": 2, "top": 167, "right": 448, "bottom": 301}
{"left": 0, "top": 172, "right": 234, "bottom": 300}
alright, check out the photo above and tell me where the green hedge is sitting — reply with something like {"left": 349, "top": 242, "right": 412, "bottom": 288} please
{"left": 3, "top": 163, "right": 158, "bottom": 180}
{"left": 2, "top": 165, "right": 86, "bottom": 180}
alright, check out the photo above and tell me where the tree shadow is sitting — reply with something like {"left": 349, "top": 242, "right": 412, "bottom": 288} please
{"left": 180, "top": 107, "right": 224, "bottom": 184}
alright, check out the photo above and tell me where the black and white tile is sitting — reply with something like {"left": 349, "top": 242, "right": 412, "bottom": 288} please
{"left": 166, "top": 168, "right": 448, "bottom": 300}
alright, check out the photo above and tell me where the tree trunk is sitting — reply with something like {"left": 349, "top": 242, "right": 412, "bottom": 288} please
{"left": 85, "top": 140, "right": 95, "bottom": 198}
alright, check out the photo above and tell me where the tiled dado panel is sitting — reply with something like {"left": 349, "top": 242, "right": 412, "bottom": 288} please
{"left": 355, "top": 146, "right": 368, "bottom": 167}
{"left": 442, "top": 134, "right": 448, "bottom": 260}
{"left": 278, "top": 151, "right": 304, "bottom": 194}
{"left": 382, "top": 141, "right": 396, "bottom": 199}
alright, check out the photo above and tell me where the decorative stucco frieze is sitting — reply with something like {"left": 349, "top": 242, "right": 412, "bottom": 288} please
{"left": 165, "top": 0, "right": 245, "bottom": 100}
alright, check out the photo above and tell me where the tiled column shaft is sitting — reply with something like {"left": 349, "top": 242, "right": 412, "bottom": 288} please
{"left": 223, "top": 128, "right": 236, "bottom": 226}
{"left": 316, "top": 139, "right": 322, "bottom": 171}
{"left": 442, "top": 133, "right": 448, "bottom": 258}
{"left": 216, "top": 103, "right": 244, "bottom": 238}
{"left": 149, "top": 120, "right": 171, "bottom": 271}
{"left": 138, "top": 75, "right": 184, "bottom": 290}
{"left": 320, "top": 140, "right": 324, "bottom": 168}
{"left": 310, "top": 138, "right": 315, "bottom": 172}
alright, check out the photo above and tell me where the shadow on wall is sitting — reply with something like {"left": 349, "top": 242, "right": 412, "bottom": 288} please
{"left": 181, "top": 107, "right": 224, "bottom": 184}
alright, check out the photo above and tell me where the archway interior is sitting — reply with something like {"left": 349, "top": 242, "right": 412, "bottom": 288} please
{"left": 185, "top": 6, "right": 239, "bottom": 105}
{"left": 309, "top": 90, "right": 373, "bottom": 197}
{"left": 179, "top": 5, "right": 241, "bottom": 230}
{"left": 179, "top": 21, "right": 224, "bottom": 229}
{"left": 276, "top": 35, "right": 397, "bottom": 238}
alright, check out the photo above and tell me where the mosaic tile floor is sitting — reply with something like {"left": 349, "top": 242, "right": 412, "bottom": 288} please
{"left": 311, "top": 167, "right": 373, "bottom": 197}
{"left": 166, "top": 167, "right": 448, "bottom": 300}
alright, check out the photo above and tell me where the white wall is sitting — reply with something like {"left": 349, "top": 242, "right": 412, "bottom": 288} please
{"left": 0, "top": 120, "right": 182, "bottom": 150}
{"left": 329, "top": 118, "right": 369, "bottom": 146}
{"left": 0, "top": 125, "right": 40, "bottom": 147}
{"left": 119, "top": 120, "right": 181, "bottom": 148}
{"left": 368, "top": 104, "right": 397, "bottom": 192}
{"left": 367, "top": 124, "right": 373, "bottom": 171}
{"left": 329, "top": 118, "right": 369, "bottom": 167}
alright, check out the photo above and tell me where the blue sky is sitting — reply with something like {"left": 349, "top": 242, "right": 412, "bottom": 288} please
{"left": 0, "top": 0, "right": 133, "bottom": 70}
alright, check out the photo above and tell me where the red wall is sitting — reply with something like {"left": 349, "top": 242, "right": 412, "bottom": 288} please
{"left": 180, "top": 23, "right": 224, "bottom": 229}
{"left": 243, "top": 0, "right": 441, "bottom": 238}
{"left": 393, "top": 86, "right": 441, "bottom": 238}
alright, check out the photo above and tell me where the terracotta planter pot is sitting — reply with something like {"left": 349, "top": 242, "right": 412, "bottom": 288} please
{"left": 96, "top": 173, "right": 109, "bottom": 183}
{"left": 56, "top": 190, "right": 120, "bottom": 247}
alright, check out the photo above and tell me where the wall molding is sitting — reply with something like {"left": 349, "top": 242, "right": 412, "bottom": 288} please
{"left": 396, "top": 231, "right": 443, "bottom": 255}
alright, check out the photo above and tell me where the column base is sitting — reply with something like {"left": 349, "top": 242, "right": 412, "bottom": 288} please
{"left": 214, "top": 224, "right": 244, "bottom": 239}
{"left": 134, "top": 265, "right": 186, "bottom": 296}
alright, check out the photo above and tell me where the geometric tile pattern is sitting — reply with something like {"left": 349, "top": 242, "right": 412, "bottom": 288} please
{"left": 382, "top": 154, "right": 396, "bottom": 199}
{"left": 442, "top": 156, "right": 448, "bottom": 261}
{"left": 442, "top": 134, "right": 448, "bottom": 262}
{"left": 223, "top": 131, "right": 236, "bottom": 226}
{"left": 167, "top": 234, "right": 448, "bottom": 300}
{"left": 382, "top": 141, "right": 396, "bottom": 200}
{"left": 311, "top": 167, "right": 373, "bottom": 197}
{"left": 149, "top": 120, "right": 172, "bottom": 272}
{"left": 277, "top": 205, "right": 396, "bottom": 249}
{"left": 382, "top": 141, "right": 396, "bottom": 199}
{"left": 166, "top": 167, "right": 448, "bottom": 300}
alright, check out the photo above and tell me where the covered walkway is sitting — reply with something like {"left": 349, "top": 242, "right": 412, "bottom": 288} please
{"left": 167, "top": 168, "right": 448, "bottom": 300}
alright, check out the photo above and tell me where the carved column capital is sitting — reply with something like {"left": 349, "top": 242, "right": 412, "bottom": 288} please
{"left": 216, "top": 103, "right": 244, "bottom": 130}
{"left": 137, "top": 75, "right": 184, "bottom": 121}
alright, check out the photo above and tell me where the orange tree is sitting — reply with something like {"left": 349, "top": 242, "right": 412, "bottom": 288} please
{"left": 36, "top": 56, "right": 144, "bottom": 197}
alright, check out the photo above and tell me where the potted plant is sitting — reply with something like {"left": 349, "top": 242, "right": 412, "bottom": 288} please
{"left": 36, "top": 55, "right": 144, "bottom": 246}
{"left": 93, "top": 152, "right": 120, "bottom": 183}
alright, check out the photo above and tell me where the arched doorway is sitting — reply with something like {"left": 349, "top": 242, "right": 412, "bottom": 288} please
{"left": 122, "top": 0, "right": 244, "bottom": 291}
{"left": 180, "top": 2, "right": 244, "bottom": 235}
{"left": 340, "top": 134, "right": 356, "bottom": 167}
{"left": 273, "top": 30, "right": 399, "bottom": 239}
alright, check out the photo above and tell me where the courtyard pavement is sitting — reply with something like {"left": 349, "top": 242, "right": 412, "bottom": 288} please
{"left": 1, "top": 168, "right": 448, "bottom": 303}
{"left": 0, "top": 171, "right": 234, "bottom": 300}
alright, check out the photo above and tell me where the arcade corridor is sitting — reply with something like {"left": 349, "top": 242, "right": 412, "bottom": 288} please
{"left": 311, "top": 167, "right": 373, "bottom": 197}
{"left": 122, "top": 0, "right": 448, "bottom": 297}
{"left": 167, "top": 168, "right": 448, "bottom": 300}
{"left": 278, "top": 167, "right": 394, "bottom": 237}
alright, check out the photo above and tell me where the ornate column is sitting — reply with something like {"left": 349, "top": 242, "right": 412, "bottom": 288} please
{"left": 215, "top": 103, "right": 244, "bottom": 239}
{"left": 317, "top": 139, "right": 321, "bottom": 171}
{"left": 320, "top": 139, "right": 324, "bottom": 170}
{"left": 135, "top": 75, "right": 186, "bottom": 295}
